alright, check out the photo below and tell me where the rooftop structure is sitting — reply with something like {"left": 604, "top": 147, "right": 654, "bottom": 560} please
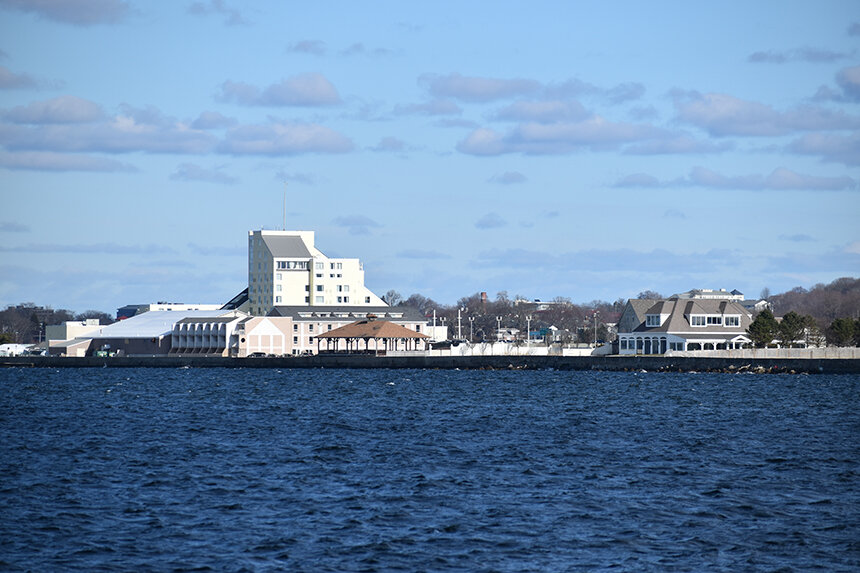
{"left": 248, "top": 230, "right": 386, "bottom": 316}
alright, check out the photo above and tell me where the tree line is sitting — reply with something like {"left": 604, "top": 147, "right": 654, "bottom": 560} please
{"left": 0, "top": 304, "right": 114, "bottom": 344}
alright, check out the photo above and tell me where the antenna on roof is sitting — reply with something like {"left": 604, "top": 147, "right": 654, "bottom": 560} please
{"left": 283, "top": 181, "right": 287, "bottom": 231}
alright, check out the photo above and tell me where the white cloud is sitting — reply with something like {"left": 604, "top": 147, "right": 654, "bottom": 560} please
{"left": 674, "top": 91, "right": 860, "bottom": 136}
{"left": 370, "top": 136, "right": 411, "bottom": 153}
{"left": 419, "top": 73, "right": 540, "bottom": 103}
{"left": 191, "top": 111, "right": 236, "bottom": 130}
{"left": 0, "top": 65, "right": 36, "bottom": 89}
{"left": 286, "top": 40, "right": 326, "bottom": 55}
{"left": 488, "top": 171, "right": 527, "bottom": 184}
{"left": 332, "top": 215, "right": 381, "bottom": 235}
{"left": 0, "top": 0, "right": 131, "bottom": 26}
{"left": 170, "top": 163, "right": 237, "bottom": 184}
{"left": 5, "top": 95, "right": 103, "bottom": 123}
{"left": 788, "top": 132, "right": 860, "bottom": 166}
{"left": 615, "top": 166, "right": 856, "bottom": 191}
{"left": 216, "top": 74, "right": 341, "bottom": 107}
{"left": 187, "top": 0, "right": 246, "bottom": 25}
{"left": 475, "top": 212, "right": 507, "bottom": 229}
{"left": 394, "top": 99, "right": 461, "bottom": 116}
{"left": 0, "top": 151, "right": 136, "bottom": 172}
{"left": 0, "top": 221, "right": 29, "bottom": 232}
{"left": 748, "top": 47, "right": 851, "bottom": 64}
{"left": 458, "top": 117, "right": 666, "bottom": 155}
{"left": 492, "top": 100, "right": 590, "bottom": 123}
{"left": 218, "top": 121, "right": 353, "bottom": 155}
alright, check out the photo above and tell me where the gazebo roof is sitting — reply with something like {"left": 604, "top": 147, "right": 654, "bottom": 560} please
{"left": 316, "top": 319, "right": 428, "bottom": 340}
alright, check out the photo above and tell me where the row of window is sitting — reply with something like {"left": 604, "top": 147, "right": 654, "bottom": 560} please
{"left": 687, "top": 315, "right": 740, "bottom": 327}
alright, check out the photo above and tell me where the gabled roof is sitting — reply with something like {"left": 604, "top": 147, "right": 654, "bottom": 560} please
{"left": 621, "top": 298, "right": 751, "bottom": 335}
{"left": 316, "top": 319, "right": 428, "bottom": 340}
{"left": 261, "top": 234, "right": 313, "bottom": 258}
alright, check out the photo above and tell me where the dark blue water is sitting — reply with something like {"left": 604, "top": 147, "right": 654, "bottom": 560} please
{"left": 1, "top": 368, "right": 857, "bottom": 572}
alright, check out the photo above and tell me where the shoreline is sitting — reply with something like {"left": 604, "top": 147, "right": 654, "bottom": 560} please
{"left": 2, "top": 354, "right": 858, "bottom": 374}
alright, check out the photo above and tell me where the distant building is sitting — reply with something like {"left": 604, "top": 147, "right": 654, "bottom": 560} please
{"left": 46, "top": 319, "right": 102, "bottom": 345}
{"left": 617, "top": 297, "right": 753, "bottom": 354}
{"left": 116, "top": 302, "right": 223, "bottom": 321}
{"left": 669, "top": 288, "right": 771, "bottom": 315}
{"left": 248, "top": 230, "right": 386, "bottom": 316}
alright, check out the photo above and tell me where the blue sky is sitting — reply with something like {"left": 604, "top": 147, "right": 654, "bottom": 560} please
{"left": 0, "top": 0, "right": 858, "bottom": 313}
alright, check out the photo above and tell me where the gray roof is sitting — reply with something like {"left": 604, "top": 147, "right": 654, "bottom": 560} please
{"left": 269, "top": 305, "right": 426, "bottom": 322}
{"left": 622, "top": 298, "right": 751, "bottom": 335}
{"left": 261, "top": 235, "right": 313, "bottom": 258}
{"left": 89, "top": 310, "right": 234, "bottom": 338}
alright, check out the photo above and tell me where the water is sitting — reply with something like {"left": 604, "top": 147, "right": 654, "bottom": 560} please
{"left": 0, "top": 368, "right": 857, "bottom": 572}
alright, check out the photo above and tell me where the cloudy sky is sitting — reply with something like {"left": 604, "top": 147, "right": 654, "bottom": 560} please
{"left": 1, "top": 1, "right": 858, "bottom": 313}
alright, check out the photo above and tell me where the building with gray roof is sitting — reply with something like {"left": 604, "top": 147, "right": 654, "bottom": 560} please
{"left": 617, "top": 297, "right": 753, "bottom": 354}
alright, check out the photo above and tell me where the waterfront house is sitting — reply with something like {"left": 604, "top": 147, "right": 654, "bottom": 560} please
{"left": 617, "top": 297, "right": 753, "bottom": 354}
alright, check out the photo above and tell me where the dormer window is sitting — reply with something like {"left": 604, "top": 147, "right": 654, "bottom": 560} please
{"left": 646, "top": 315, "right": 661, "bottom": 327}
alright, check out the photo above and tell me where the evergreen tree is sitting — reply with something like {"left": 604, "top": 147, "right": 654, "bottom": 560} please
{"left": 747, "top": 308, "right": 778, "bottom": 348}
{"left": 828, "top": 318, "right": 856, "bottom": 347}
{"left": 778, "top": 311, "right": 807, "bottom": 347}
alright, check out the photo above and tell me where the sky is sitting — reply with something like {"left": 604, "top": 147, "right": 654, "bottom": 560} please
{"left": 0, "top": 0, "right": 858, "bottom": 314}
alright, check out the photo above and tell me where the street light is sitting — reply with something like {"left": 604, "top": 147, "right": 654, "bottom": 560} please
{"left": 496, "top": 316, "right": 503, "bottom": 341}
{"left": 469, "top": 316, "right": 475, "bottom": 342}
{"left": 457, "top": 307, "right": 464, "bottom": 340}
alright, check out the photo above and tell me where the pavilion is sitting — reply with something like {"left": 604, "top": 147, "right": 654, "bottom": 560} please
{"left": 316, "top": 317, "right": 428, "bottom": 355}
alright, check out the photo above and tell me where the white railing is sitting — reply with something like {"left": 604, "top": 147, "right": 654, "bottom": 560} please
{"left": 664, "top": 347, "right": 859, "bottom": 359}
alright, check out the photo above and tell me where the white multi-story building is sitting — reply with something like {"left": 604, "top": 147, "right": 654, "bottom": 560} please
{"left": 247, "top": 230, "right": 386, "bottom": 316}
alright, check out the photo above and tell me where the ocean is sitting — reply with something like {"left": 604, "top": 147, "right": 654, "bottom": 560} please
{"left": 1, "top": 367, "right": 857, "bottom": 571}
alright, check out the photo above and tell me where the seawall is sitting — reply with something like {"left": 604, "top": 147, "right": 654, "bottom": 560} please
{"left": 2, "top": 354, "right": 859, "bottom": 374}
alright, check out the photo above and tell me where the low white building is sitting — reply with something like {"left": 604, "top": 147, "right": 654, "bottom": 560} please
{"left": 268, "top": 305, "right": 428, "bottom": 356}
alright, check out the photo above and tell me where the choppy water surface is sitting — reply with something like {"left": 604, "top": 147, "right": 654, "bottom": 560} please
{"left": 1, "top": 368, "right": 857, "bottom": 571}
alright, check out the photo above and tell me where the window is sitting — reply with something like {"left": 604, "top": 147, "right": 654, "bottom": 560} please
{"left": 316, "top": 273, "right": 323, "bottom": 278}
{"left": 293, "top": 336, "right": 298, "bottom": 344}
{"left": 344, "top": 296, "right": 349, "bottom": 303}
{"left": 337, "top": 263, "right": 342, "bottom": 270}
{"left": 276, "top": 285, "right": 282, "bottom": 292}
{"left": 725, "top": 316, "right": 740, "bottom": 327}
{"left": 315, "top": 296, "right": 324, "bottom": 303}
{"left": 707, "top": 316, "right": 722, "bottom": 325}
{"left": 691, "top": 316, "right": 706, "bottom": 326}
{"left": 343, "top": 285, "right": 349, "bottom": 292}
{"left": 276, "top": 273, "right": 282, "bottom": 280}
{"left": 337, "top": 296, "right": 343, "bottom": 303}
{"left": 365, "top": 297, "right": 371, "bottom": 303}
{"left": 293, "top": 324, "right": 298, "bottom": 331}
{"left": 309, "top": 324, "right": 314, "bottom": 332}
{"left": 277, "top": 261, "right": 287, "bottom": 270}
{"left": 316, "top": 262, "right": 324, "bottom": 270}
{"left": 646, "top": 315, "right": 660, "bottom": 327}
{"left": 316, "top": 285, "right": 323, "bottom": 292}
{"left": 337, "top": 285, "right": 343, "bottom": 292}
{"left": 275, "top": 296, "right": 282, "bottom": 303}
{"left": 305, "top": 297, "right": 309, "bottom": 303}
